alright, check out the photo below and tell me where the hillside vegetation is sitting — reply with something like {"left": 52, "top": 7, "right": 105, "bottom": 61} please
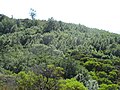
{"left": 0, "top": 14, "right": 120, "bottom": 90}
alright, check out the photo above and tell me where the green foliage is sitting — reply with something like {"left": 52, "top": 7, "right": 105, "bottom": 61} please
{"left": 75, "top": 67, "right": 91, "bottom": 85}
{"left": 1, "top": 17, "right": 16, "bottom": 34}
{"left": 17, "top": 66, "right": 64, "bottom": 90}
{"left": 17, "top": 71, "right": 37, "bottom": 88}
{"left": 0, "top": 74, "right": 17, "bottom": 89}
{"left": 59, "top": 57, "right": 81, "bottom": 78}
{"left": 97, "top": 71, "right": 108, "bottom": 78}
{"left": 0, "top": 14, "right": 120, "bottom": 89}
{"left": 58, "top": 78, "right": 88, "bottom": 90}
{"left": 84, "top": 61, "right": 102, "bottom": 71}
{"left": 98, "top": 84, "right": 119, "bottom": 90}
{"left": 98, "top": 78, "right": 112, "bottom": 84}
{"left": 108, "top": 70, "right": 118, "bottom": 82}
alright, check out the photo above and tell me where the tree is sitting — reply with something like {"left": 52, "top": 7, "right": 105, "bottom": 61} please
{"left": 29, "top": 64, "right": 64, "bottom": 90}
{"left": 59, "top": 57, "right": 80, "bottom": 78}
{"left": 29, "top": 8, "right": 36, "bottom": 20}
{"left": 98, "top": 84, "right": 119, "bottom": 90}
{"left": 58, "top": 78, "right": 87, "bottom": 90}
{"left": 44, "top": 17, "right": 56, "bottom": 32}
{"left": 17, "top": 71, "right": 37, "bottom": 89}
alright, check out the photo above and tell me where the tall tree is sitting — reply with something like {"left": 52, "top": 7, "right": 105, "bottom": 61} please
{"left": 29, "top": 8, "right": 36, "bottom": 20}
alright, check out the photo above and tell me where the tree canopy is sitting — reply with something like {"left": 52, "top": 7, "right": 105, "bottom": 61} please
{"left": 0, "top": 14, "right": 120, "bottom": 90}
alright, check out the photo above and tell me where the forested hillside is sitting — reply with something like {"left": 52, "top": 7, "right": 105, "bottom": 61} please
{"left": 0, "top": 14, "right": 120, "bottom": 90}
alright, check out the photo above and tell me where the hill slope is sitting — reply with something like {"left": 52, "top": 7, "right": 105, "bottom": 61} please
{"left": 0, "top": 14, "right": 120, "bottom": 89}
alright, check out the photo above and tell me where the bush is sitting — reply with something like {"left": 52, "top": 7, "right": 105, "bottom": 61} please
{"left": 58, "top": 78, "right": 87, "bottom": 90}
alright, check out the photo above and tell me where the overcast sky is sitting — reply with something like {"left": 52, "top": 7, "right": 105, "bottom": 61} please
{"left": 0, "top": 0, "right": 120, "bottom": 34}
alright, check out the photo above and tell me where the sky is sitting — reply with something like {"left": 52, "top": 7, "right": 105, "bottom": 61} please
{"left": 0, "top": 0, "right": 120, "bottom": 34}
